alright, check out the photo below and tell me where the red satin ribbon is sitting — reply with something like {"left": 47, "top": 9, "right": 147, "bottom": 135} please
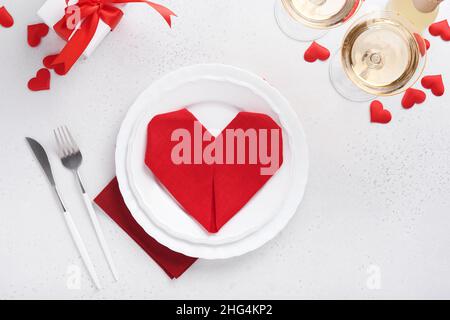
{"left": 51, "top": 0, "right": 176, "bottom": 74}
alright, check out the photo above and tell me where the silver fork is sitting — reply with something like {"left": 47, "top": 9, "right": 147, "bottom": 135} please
{"left": 54, "top": 126, "right": 119, "bottom": 281}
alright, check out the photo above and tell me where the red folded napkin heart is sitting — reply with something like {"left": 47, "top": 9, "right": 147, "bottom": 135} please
{"left": 145, "top": 109, "right": 283, "bottom": 233}
{"left": 94, "top": 178, "right": 197, "bottom": 279}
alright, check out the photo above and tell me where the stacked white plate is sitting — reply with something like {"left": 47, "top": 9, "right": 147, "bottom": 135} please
{"left": 116, "top": 64, "right": 309, "bottom": 259}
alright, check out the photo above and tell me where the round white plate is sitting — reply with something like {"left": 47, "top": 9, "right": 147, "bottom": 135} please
{"left": 127, "top": 77, "right": 294, "bottom": 246}
{"left": 116, "top": 64, "right": 309, "bottom": 259}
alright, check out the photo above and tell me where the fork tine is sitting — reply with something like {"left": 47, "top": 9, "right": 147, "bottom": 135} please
{"left": 63, "top": 126, "right": 76, "bottom": 154}
{"left": 56, "top": 127, "right": 65, "bottom": 155}
{"left": 64, "top": 125, "right": 79, "bottom": 152}
{"left": 54, "top": 129, "right": 64, "bottom": 157}
{"left": 55, "top": 127, "right": 69, "bottom": 157}
{"left": 60, "top": 126, "right": 74, "bottom": 155}
{"left": 57, "top": 127, "right": 71, "bottom": 156}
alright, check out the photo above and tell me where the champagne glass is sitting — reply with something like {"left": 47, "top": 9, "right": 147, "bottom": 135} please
{"left": 274, "top": 0, "right": 363, "bottom": 41}
{"left": 329, "top": 11, "right": 428, "bottom": 102}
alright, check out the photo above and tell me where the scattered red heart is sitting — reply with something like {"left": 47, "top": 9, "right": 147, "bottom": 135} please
{"left": 342, "top": 0, "right": 361, "bottom": 22}
{"left": 425, "top": 38, "right": 430, "bottom": 50}
{"left": 304, "top": 41, "right": 330, "bottom": 63}
{"left": 43, "top": 54, "right": 67, "bottom": 76}
{"left": 0, "top": 6, "right": 14, "bottom": 28}
{"left": 421, "top": 75, "right": 445, "bottom": 97}
{"left": 413, "top": 33, "right": 427, "bottom": 56}
{"left": 27, "top": 23, "right": 49, "bottom": 47}
{"left": 370, "top": 100, "right": 392, "bottom": 124}
{"left": 402, "top": 88, "right": 426, "bottom": 109}
{"left": 428, "top": 20, "right": 450, "bottom": 41}
{"left": 28, "top": 68, "right": 51, "bottom": 91}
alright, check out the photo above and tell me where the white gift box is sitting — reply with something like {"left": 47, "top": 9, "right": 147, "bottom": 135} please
{"left": 38, "top": 0, "right": 125, "bottom": 57}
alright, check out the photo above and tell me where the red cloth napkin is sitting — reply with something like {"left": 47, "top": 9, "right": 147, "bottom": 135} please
{"left": 94, "top": 178, "right": 197, "bottom": 279}
{"left": 145, "top": 108, "right": 283, "bottom": 234}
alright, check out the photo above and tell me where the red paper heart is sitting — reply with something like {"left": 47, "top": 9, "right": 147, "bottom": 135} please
{"left": 28, "top": 68, "right": 51, "bottom": 91}
{"left": 422, "top": 75, "right": 445, "bottom": 96}
{"left": 425, "top": 38, "right": 431, "bottom": 50}
{"left": 145, "top": 109, "right": 283, "bottom": 233}
{"left": 413, "top": 33, "right": 427, "bottom": 56}
{"left": 304, "top": 41, "right": 330, "bottom": 63}
{"left": 43, "top": 54, "right": 67, "bottom": 76}
{"left": 342, "top": 0, "right": 361, "bottom": 22}
{"left": 402, "top": 88, "right": 426, "bottom": 109}
{"left": 429, "top": 20, "right": 450, "bottom": 41}
{"left": 370, "top": 100, "right": 392, "bottom": 124}
{"left": 0, "top": 6, "right": 14, "bottom": 28}
{"left": 27, "top": 23, "right": 49, "bottom": 47}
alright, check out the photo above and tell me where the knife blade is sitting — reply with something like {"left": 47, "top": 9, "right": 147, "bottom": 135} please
{"left": 26, "top": 137, "right": 56, "bottom": 186}
{"left": 26, "top": 137, "right": 66, "bottom": 210}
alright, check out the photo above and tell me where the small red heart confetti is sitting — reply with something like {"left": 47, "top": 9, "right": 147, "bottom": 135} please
{"left": 370, "top": 100, "right": 392, "bottom": 124}
{"left": 43, "top": 54, "right": 67, "bottom": 76}
{"left": 429, "top": 20, "right": 450, "bottom": 41}
{"left": 0, "top": 6, "right": 14, "bottom": 28}
{"left": 413, "top": 33, "right": 427, "bottom": 56}
{"left": 402, "top": 88, "right": 426, "bottom": 109}
{"left": 28, "top": 68, "right": 51, "bottom": 91}
{"left": 27, "top": 23, "right": 49, "bottom": 47}
{"left": 425, "top": 38, "right": 430, "bottom": 50}
{"left": 304, "top": 41, "right": 330, "bottom": 63}
{"left": 342, "top": 0, "right": 361, "bottom": 22}
{"left": 421, "top": 75, "right": 445, "bottom": 97}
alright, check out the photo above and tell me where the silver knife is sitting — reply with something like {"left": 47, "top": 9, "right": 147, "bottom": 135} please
{"left": 26, "top": 137, "right": 101, "bottom": 290}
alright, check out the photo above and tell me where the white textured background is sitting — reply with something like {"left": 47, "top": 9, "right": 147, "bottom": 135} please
{"left": 0, "top": 0, "right": 449, "bottom": 299}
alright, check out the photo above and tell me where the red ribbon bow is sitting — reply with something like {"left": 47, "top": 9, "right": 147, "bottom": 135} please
{"left": 51, "top": 0, "right": 176, "bottom": 74}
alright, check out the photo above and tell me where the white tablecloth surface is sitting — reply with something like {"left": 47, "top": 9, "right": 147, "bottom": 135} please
{"left": 0, "top": 0, "right": 449, "bottom": 299}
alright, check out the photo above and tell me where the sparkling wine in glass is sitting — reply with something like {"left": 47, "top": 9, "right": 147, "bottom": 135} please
{"left": 329, "top": 11, "right": 427, "bottom": 102}
{"left": 274, "top": 0, "right": 363, "bottom": 41}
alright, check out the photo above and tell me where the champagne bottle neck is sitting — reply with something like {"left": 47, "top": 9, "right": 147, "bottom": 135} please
{"left": 412, "top": 0, "right": 443, "bottom": 13}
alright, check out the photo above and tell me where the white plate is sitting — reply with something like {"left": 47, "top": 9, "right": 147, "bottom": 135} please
{"left": 116, "top": 64, "right": 309, "bottom": 259}
{"left": 127, "top": 78, "right": 294, "bottom": 246}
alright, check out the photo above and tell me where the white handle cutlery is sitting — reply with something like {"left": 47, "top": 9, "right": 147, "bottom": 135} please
{"left": 54, "top": 126, "right": 119, "bottom": 282}
{"left": 26, "top": 137, "right": 102, "bottom": 289}
{"left": 64, "top": 210, "right": 102, "bottom": 289}
{"left": 27, "top": 127, "right": 119, "bottom": 289}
